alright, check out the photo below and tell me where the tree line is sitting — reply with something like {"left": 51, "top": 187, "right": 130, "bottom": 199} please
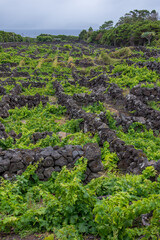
{"left": 79, "top": 9, "right": 160, "bottom": 46}
{"left": 0, "top": 31, "right": 78, "bottom": 43}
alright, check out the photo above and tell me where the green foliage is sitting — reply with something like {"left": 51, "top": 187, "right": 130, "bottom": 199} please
{"left": 0, "top": 31, "right": 23, "bottom": 42}
{"left": 155, "top": 39, "right": 160, "bottom": 48}
{"left": 94, "top": 193, "right": 160, "bottom": 239}
{"left": 63, "top": 44, "right": 72, "bottom": 50}
{"left": 105, "top": 110, "right": 117, "bottom": 130}
{"left": 1, "top": 103, "right": 84, "bottom": 149}
{"left": 81, "top": 18, "right": 160, "bottom": 46}
{"left": 62, "top": 82, "right": 92, "bottom": 95}
{"left": 82, "top": 101, "right": 105, "bottom": 114}
{"left": 110, "top": 47, "right": 132, "bottom": 58}
{"left": 110, "top": 64, "right": 159, "bottom": 88}
{"left": 60, "top": 132, "right": 99, "bottom": 147}
{"left": 0, "top": 158, "right": 96, "bottom": 235}
{"left": 141, "top": 83, "right": 155, "bottom": 88}
{"left": 79, "top": 30, "right": 88, "bottom": 40}
{"left": 141, "top": 32, "right": 156, "bottom": 45}
{"left": 54, "top": 225, "right": 83, "bottom": 240}
{"left": 44, "top": 234, "right": 54, "bottom": 240}
{"left": 1, "top": 160, "right": 160, "bottom": 239}
{"left": 100, "top": 51, "right": 119, "bottom": 65}
{"left": 116, "top": 9, "right": 158, "bottom": 26}
{"left": 88, "top": 27, "right": 93, "bottom": 32}
{"left": 101, "top": 141, "right": 119, "bottom": 171}
{"left": 37, "top": 35, "right": 53, "bottom": 42}
{"left": 99, "top": 20, "right": 113, "bottom": 30}
{"left": 37, "top": 34, "right": 78, "bottom": 42}
{"left": 1, "top": 101, "right": 99, "bottom": 149}
{"left": 0, "top": 137, "right": 13, "bottom": 150}
{"left": 20, "top": 82, "right": 55, "bottom": 96}
{"left": 142, "top": 166, "right": 157, "bottom": 179}
{"left": 147, "top": 100, "right": 160, "bottom": 111}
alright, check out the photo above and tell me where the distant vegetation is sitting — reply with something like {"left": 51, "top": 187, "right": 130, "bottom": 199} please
{"left": 36, "top": 34, "right": 78, "bottom": 42}
{"left": 0, "top": 31, "right": 23, "bottom": 42}
{"left": 0, "top": 31, "right": 78, "bottom": 43}
{"left": 79, "top": 9, "right": 160, "bottom": 47}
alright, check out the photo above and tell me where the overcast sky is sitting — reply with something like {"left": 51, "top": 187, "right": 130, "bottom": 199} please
{"left": 0, "top": 0, "right": 159, "bottom": 30}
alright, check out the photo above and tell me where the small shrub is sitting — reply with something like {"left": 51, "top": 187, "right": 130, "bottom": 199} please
{"left": 44, "top": 234, "right": 54, "bottom": 240}
{"left": 52, "top": 57, "right": 58, "bottom": 67}
{"left": 64, "top": 44, "right": 72, "bottom": 50}
{"left": 36, "top": 58, "right": 44, "bottom": 68}
{"left": 110, "top": 47, "right": 132, "bottom": 58}
{"left": 55, "top": 225, "right": 83, "bottom": 240}
{"left": 100, "top": 52, "right": 119, "bottom": 65}
{"left": 19, "top": 59, "right": 25, "bottom": 67}
{"left": 142, "top": 166, "right": 157, "bottom": 179}
{"left": 155, "top": 39, "right": 160, "bottom": 48}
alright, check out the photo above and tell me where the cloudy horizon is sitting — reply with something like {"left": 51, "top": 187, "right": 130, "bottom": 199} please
{"left": 0, "top": 0, "right": 159, "bottom": 31}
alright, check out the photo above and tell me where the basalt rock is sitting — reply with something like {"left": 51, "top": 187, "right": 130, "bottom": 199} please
{"left": 0, "top": 143, "right": 103, "bottom": 183}
{"left": 0, "top": 123, "right": 8, "bottom": 139}
{"left": 0, "top": 86, "right": 6, "bottom": 96}
{"left": 10, "top": 84, "right": 22, "bottom": 95}
{"left": 125, "top": 94, "right": 160, "bottom": 130}
{"left": 32, "top": 131, "right": 53, "bottom": 144}
{"left": 75, "top": 58, "right": 94, "bottom": 68}
{"left": 131, "top": 85, "right": 160, "bottom": 103}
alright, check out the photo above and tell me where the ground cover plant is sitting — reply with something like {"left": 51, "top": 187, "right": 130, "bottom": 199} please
{"left": 0, "top": 161, "right": 160, "bottom": 240}
{"left": 110, "top": 63, "right": 159, "bottom": 89}
{"left": 0, "top": 41, "right": 160, "bottom": 240}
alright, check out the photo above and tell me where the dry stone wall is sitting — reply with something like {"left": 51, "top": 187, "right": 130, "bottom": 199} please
{"left": 125, "top": 94, "right": 160, "bottom": 130}
{"left": 0, "top": 94, "right": 49, "bottom": 118}
{"left": 0, "top": 143, "right": 103, "bottom": 183}
{"left": 131, "top": 85, "right": 160, "bottom": 103}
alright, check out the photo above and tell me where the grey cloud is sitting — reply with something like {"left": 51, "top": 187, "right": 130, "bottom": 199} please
{"left": 0, "top": 0, "right": 159, "bottom": 30}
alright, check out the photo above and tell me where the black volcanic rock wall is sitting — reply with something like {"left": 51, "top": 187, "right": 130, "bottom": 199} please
{"left": 131, "top": 85, "right": 160, "bottom": 103}
{"left": 0, "top": 94, "right": 49, "bottom": 118}
{"left": 0, "top": 143, "right": 103, "bottom": 183}
{"left": 125, "top": 94, "right": 160, "bottom": 130}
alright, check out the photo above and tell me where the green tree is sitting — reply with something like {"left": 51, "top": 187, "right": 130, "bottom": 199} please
{"left": 99, "top": 20, "right": 113, "bottom": 30}
{"left": 149, "top": 10, "right": 159, "bottom": 21}
{"left": 141, "top": 31, "right": 155, "bottom": 45}
{"left": 79, "top": 30, "right": 87, "bottom": 40}
{"left": 37, "top": 35, "right": 53, "bottom": 42}
{"left": 116, "top": 9, "right": 158, "bottom": 26}
{"left": 88, "top": 27, "right": 93, "bottom": 32}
